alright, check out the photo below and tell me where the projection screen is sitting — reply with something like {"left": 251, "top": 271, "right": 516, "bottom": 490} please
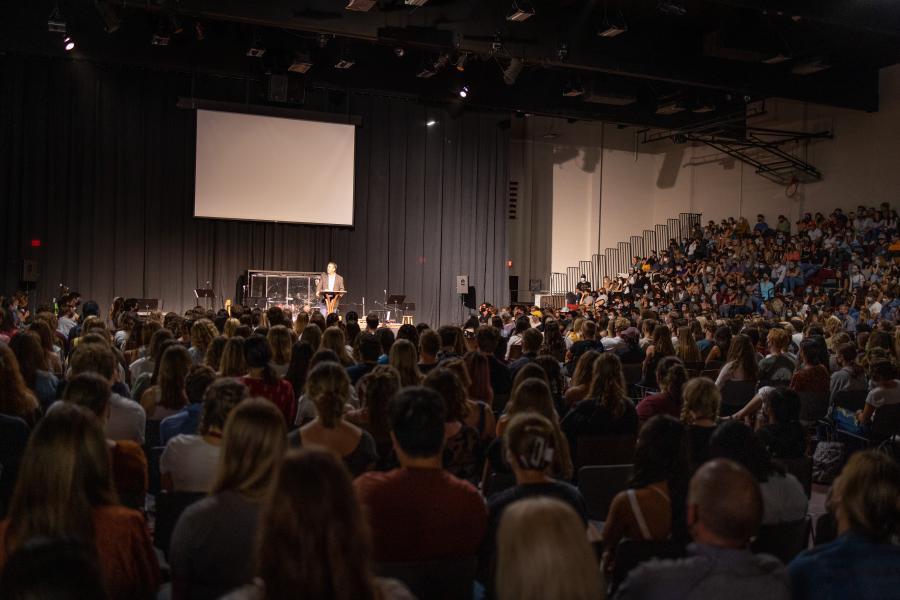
{"left": 194, "top": 109, "right": 356, "bottom": 226}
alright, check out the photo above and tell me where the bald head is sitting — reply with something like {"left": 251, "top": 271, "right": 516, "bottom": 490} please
{"left": 688, "top": 459, "right": 763, "bottom": 547}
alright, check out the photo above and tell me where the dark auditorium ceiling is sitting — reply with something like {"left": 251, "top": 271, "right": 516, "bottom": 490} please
{"left": 4, "top": 1, "right": 900, "bottom": 127}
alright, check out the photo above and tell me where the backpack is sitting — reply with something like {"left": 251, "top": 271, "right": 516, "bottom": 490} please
{"left": 812, "top": 440, "right": 846, "bottom": 484}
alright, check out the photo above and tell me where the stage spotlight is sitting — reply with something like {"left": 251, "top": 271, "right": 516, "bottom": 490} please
{"left": 335, "top": 49, "right": 355, "bottom": 69}
{"left": 346, "top": 0, "right": 378, "bottom": 11}
{"left": 507, "top": 1, "right": 535, "bottom": 22}
{"left": 405, "top": 0, "right": 428, "bottom": 5}
{"left": 454, "top": 53, "right": 468, "bottom": 71}
{"left": 289, "top": 52, "right": 314, "bottom": 74}
{"left": 598, "top": 7, "right": 627, "bottom": 38}
{"left": 426, "top": 120, "right": 437, "bottom": 126}
{"left": 459, "top": 85, "right": 469, "bottom": 98}
{"left": 503, "top": 58, "right": 523, "bottom": 85}
{"left": 94, "top": 0, "right": 121, "bottom": 34}
{"left": 394, "top": 47, "right": 405, "bottom": 58}
{"left": 63, "top": 36, "right": 75, "bottom": 51}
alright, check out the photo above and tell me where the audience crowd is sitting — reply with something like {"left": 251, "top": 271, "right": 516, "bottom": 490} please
{"left": 0, "top": 205, "right": 899, "bottom": 600}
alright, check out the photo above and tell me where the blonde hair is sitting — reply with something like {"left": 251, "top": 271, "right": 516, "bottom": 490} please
{"left": 680, "top": 377, "right": 720, "bottom": 423}
{"left": 306, "top": 361, "right": 351, "bottom": 428}
{"left": 389, "top": 339, "right": 422, "bottom": 387}
{"left": 496, "top": 497, "right": 603, "bottom": 600}
{"left": 268, "top": 325, "right": 293, "bottom": 366}
{"left": 224, "top": 318, "right": 241, "bottom": 338}
{"left": 832, "top": 449, "right": 900, "bottom": 542}
{"left": 190, "top": 319, "right": 218, "bottom": 353}
{"left": 219, "top": 336, "right": 248, "bottom": 377}
{"left": 212, "top": 398, "right": 287, "bottom": 500}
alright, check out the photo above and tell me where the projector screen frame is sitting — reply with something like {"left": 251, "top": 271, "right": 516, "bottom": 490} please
{"left": 180, "top": 98, "right": 362, "bottom": 228}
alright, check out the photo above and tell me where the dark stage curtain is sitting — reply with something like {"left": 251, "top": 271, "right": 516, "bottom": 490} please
{"left": 0, "top": 54, "right": 509, "bottom": 326}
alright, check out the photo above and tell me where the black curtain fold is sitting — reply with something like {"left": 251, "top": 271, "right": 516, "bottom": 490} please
{"left": 0, "top": 54, "right": 509, "bottom": 326}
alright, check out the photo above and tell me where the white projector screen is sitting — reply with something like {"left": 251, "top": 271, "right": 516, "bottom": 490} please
{"left": 194, "top": 109, "right": 356, "bottom": 226}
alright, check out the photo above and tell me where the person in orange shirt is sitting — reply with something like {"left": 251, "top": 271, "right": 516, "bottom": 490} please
{"left": 0, "top": 404, "right": 160, "bottom": 600}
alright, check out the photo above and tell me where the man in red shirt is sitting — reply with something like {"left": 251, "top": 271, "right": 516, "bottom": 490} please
{"left": 354, "top": 386, "right": 487, "bottom": 563}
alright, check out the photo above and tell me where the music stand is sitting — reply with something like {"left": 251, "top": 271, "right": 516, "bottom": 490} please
{"left": 194, "top": 288, "right": 216, "bottom": 310}
{"left": 386, "top": 295, "right": 406, "bottom": 323}
{"left": 135, "top": 298, "right": 159, "bottom": 316}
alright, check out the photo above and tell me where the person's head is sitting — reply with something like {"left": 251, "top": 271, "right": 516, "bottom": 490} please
{"left": 267, "top": 325, "right": 293, "bottom": 365}
{"left": 5, "top": 404, "right": 116, "bottom": 553}
{"left": 199, "top": 378, "right": 249, "bottom": 436}
{"left": 423, "top": 367, "right": 468, "bottom": 422}
{"left": 495, "top": 497, "right": 603, "bottom": 600}
{"left": 285, "top": 340, "right": 314, "bottom": 396}
{"left": 204, "top": 335, "right": 228, "bottom": 371}
{"left": 389, "top": 386, "right": 446, "bottom": 461}
{"left": 0, "top": 537, "right": 107, "bottom": 600}
{"left": 709, "top": 420, "right": 779, "bottom": 482}
{"left": 25, "top": 319, "right": 54, "bottom": 356}
{"left": 219, "top": 336, "right": 248, "bottom": 377}
{"left": 256, "top": 449, "right": 377, "bottom": 600}
{"left": 463, "top": 350, "right": 494, "bottom": 403}
{"left": 223, "top": 317, "right": 241, "bottom": 338}
{"left": 326, "top": 261, "right": 337, "bottom": 275}
{"left": 365, "top": 312, "right": 379, "bottom": 331}
{"left": 306, "top": 361, "right": 351, "bottom": 428}
{"left": 212, "top": 398, "right": 287, "bottom": 500}
{"left": 652, "top": 325, "right": 676, "bottom": 356}
{"left": 687, "top": 458, "right": 762, "bottom": 548}
{"left": 656, "top": 356, "right": 688, "bottom": 401}
{"left": 714, "top": 325, "right": 732, "bottom": 352}
{"left": 512, "top": 363, "right": 549, "bottom": 396}
{"left": 157, "top": 344, "right": 192, "bottom": 410}
{"left": 356, "top": 332, "right": 381, "bottom": 364}
{"left": 476, "top": 324, "right": 500, "bottom": 353}
{"left": 185, "top": 364, "right": 217, "bottom": 406}
{"left": 632, "top": 415, "right": 687, "bottom": 488}
{"left": 676, "top": 326, "right": 701, "bottom": 362}
{"left": 504, "top": 412, "right": 557, "bottom": 475}
{"left": 587, "top": 353, "right": 627, "bottom": 416}
{"left": 799, "top": 337, "right": 826, "bottom": 367}
{"left": 870, "top": 359, "right": 898, "bottom": 385}
{"left": 321, "top": 327, "right": 352, "bottom": 365}
{"left": 521, "top": 328, "right": 543, "bottom": 354}
{"left": 680, "top": 377, "right": 720, "bottom": 423}
{"left": 376, "top": 327, "right": 396, "bottom": 357}
{"left": 507, "top": 377, "right": 556, "bottom": 422}
{"left": 9, "top": 332, "right": 47, "bottom": 388}
{"left": 357, "top": 365, "right": 400, "bottom": 438}
{"left": 571, "top": 350, "right": 601, "bottom": 388}
{"left": 396, "top": 323, "right": 419, "bottom": 348}
{"left": 830, "top": 450, "right": 900, "bottom": 542}
{"left": 69, "top": 342, "right": 116, "bottom": 381}
{"left": 389, "top": 339, "right": 421, "bottom": 387}
{"left": 580, "top": 320, "right": 597, "bottom": 340}
{"left": 189, "top": 319, "right": 217, "bottom": 353}
{"left": 438, "top": 325, "right": 463, "bottom": 355}
{"left": 300, "top": 322, "right": 322, "bottom": 351}
{"left": 766, "top": 327, "right": 790, "bottom": 354}
{"left": 418, "top": 329, "right": 440, "bottom": 360}
{"left": 726, "top": 334, "right": 758, "bottom": 379}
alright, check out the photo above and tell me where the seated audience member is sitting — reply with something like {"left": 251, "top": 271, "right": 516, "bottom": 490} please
{"left": 495, "top": 497, "right": 603, "bottom": 600}
{"left": 417, "top": 329, "right": 441, "bottom": 374}
{"left": 188, "top": 319, "right": 217, "bottom": 365}
{"left": 223, "top": 449, "right": 413, "bottom": 600}
{"left": 830, "top": 342, "right": 868, "bottom": 398}
{"left": 704, "top": 325, "right": 732, "bottom": 366}
{"left": 130, "top": 329, "right": 175, "bottom": 401}
{"left": 715, "top": 334, "right": 759, "bottom": 389}
{"left": 757, "top": 328, "right": 796, "bottom": 383}
{"left": 565, "top": 319, "right": 603, "bottom": 375}
{"left": 423, "top": 368, "right": 483, "bottom": 483}
{"left": 26, "top": 318, "right": 64, "bottom": 375}
{"left": 641, "top": 325, "right": 677, "bottom": 389}
{"left": 160, "top": 365, "right": 217, "bottom": 446}
{"left": 170, "top": 399, "right": 287, "bottom": 600}
{"left": 789, "top": 450, "right": 900, "bottom": 600}
{"left": 376, "top": 327, "right": 396, "bottom": 365}
{"left": 563, "top": 350, "right": 601, "bottom": 408}
{"left": 291, "top": 362, "right": 377, "bottom": 477}
{"left": 755, "top": 387, "right": 805, "bottom": 460}
{"left": 63, "top": 373, "right": 148, "bottom": 510}
{"left": 675, "top": 325, "right": 701, "bottom": 364}
{"left": 9, "top": 332, "right": 58, "bottom": 412}
{"left": 0, "top": 537, "right": 108, "bottom": 599}
{"left": 636, "top": 357, "right": 688, "bottom": 423}
{"left": 266, "top": 325, "right": 292, "bottom": 378}
{"left": 0, "top": 342, "right": 41, "bottom": 426}
{"left": 69, "top": 341, "right": 146, "bottom": 444}
{"left": 602, "top": 415, "right": 688, "bottom": 573}
{"left": 284, "top": 340, "right": 314, "bottom": 400}
{"left": 240, "top": 335, "right": 296, "bottom": 424}
{"left": 354, "top": 387, "right": 487, "bottom": 563}
{"left": 483, "top": 378, "right": 572, "bottom": 484}
{"left": 0, "top": 404, "right": 160, "bottom": 599}
{"left": 615, "top": 326, "right": 646, "bottom": 364}
{"left": 680, "top": 377, "right": 720, "bottom": 473}
{"left": 0, "top": 413, "right": 29, "bottom": 517}
{"left": 203, "top": 335, "right": 227, "bottom": 372}
{"left": 709, "top": 420, "right": 807, "bottom": 524}
{"left": 616, "top": 459, "right": 790, "bottom": 600}
{"left": 540, "top": 319, "right": 567, "bottom": 362}
{"left": 348, "top": 365, "right": 401, "bottom": 467}
{"left": 321, "top": 326, "right": 355, "bottom": 367}
{"left": 508, "top": 328, "right": 543, "bottom": 378}
{"left": 140, "top": 344, "right": 192, "bottom": 421}
{"left": 346, "top": 332, "right": 381, "bottom": 385}
{"left": 160, "top": 378, "right": 247, "bottom": 492}
{"left": 446, "top": 356, "right": 497, "bottom": 441}
{"left": 389, "top": 338, "right": 422, "bottom": 387}
{"left": 841, "top": 359, "right": 900, "bottom": 434}
{"left": 504, "top": 316, "right": 530, "bottom": 362}
{"left": 476, "top": 325, "right": 512, "bottom": 398}
{"left": 561, "top": 353, "right": 638, "bottom": 455}
{"left": 218, "top": 336, "right": 247, "bottom": 377}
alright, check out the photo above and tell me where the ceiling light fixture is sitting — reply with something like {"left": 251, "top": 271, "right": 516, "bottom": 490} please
{"left": 289, "top": 52, "right": 314, "bottom": 74}
{"left": 656, "top": 101, "right": 686, "bottom": 115}
{"left": 459, "top": 85, "right": 469, "bottom": 98}
{"left": 47, "top": 3, "right": 67, "bottom": 33}
{"left": 63, "top": 36, "right": 75, "bottom": 51}
{"left": 598, "top": 4, "right": 627, "bottom": 38}
{"left": 562, "top": 82, "right": 585, "bottom": 97}
{"left": 507, "top": 1, "right": 535, "bottom": 22}
{"left": 346, "top": 0, "right": 378, "bottom": 11}
{"left": 426, "top": 120, "right": 437, "bottom": 126}
{"left": 792, "top": 58, "right": 829, "bottom": 75}
{"left": 762, "top": 53, "right": 791, "bottom": 65}
{"left": 454, "top": 53, "right": 468, "bottom": 71}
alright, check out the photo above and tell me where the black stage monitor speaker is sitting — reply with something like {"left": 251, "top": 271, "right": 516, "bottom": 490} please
{"left": 509, "top": 275, "right": 519, "bottom": 304}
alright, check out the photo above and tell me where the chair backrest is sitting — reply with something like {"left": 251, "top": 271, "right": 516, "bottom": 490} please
{"left": 871, "top": 403, "right": 900, "bottom": 439}
{"left": 154, "top": 491, "right": 207, "bottom": 555}
{"left": 610, "top": 539, "right": 686, "bottom": 594}
{"left": 830, "top": 389, "right": 868, "bottom": 413}
{"left": 147, "top": 446, "right": 165, "bottom": 496}
{"left": 777, "top": 456, "right": 813, "bottom": 498}
{"left": 683, "top": 362, "right": 705, "bottom": 377}
{"left": 574, "top": 434, "right": 636, "bottom": 469}
{"left": 798, "top": 391, "right": 830, "bottom": 425}
{"left": 699, "top": 368, "right": 721, "bottom": 380}
{"left": 750, "top": 516, "right": 811, "bottom": 564}
{"left": 757, "top": 379, "right": 787, "bottom": 390}
{"left": 507, "top": 345, "right": 523, "bottom": 361}
{"left": 376, "top": 556, "right": 477, "bottom": 600}
{"left": 144, "top": 419, "right": 162, "bottom": 451}
{"left": 577, "top": 464, "right": 633, "bottom": 521}
{"left": 483, "top": 472, "right": 516, "bottom": 498}
{"left": 720, "top": 380, "right": 757, "bottom": 416}
{"left": 622, "top": 363, "right": 643, "bottom": 393}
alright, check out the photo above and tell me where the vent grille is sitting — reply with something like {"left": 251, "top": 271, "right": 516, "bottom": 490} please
{"left": 508, "top": 180, "right": 519, "bottom": 219}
